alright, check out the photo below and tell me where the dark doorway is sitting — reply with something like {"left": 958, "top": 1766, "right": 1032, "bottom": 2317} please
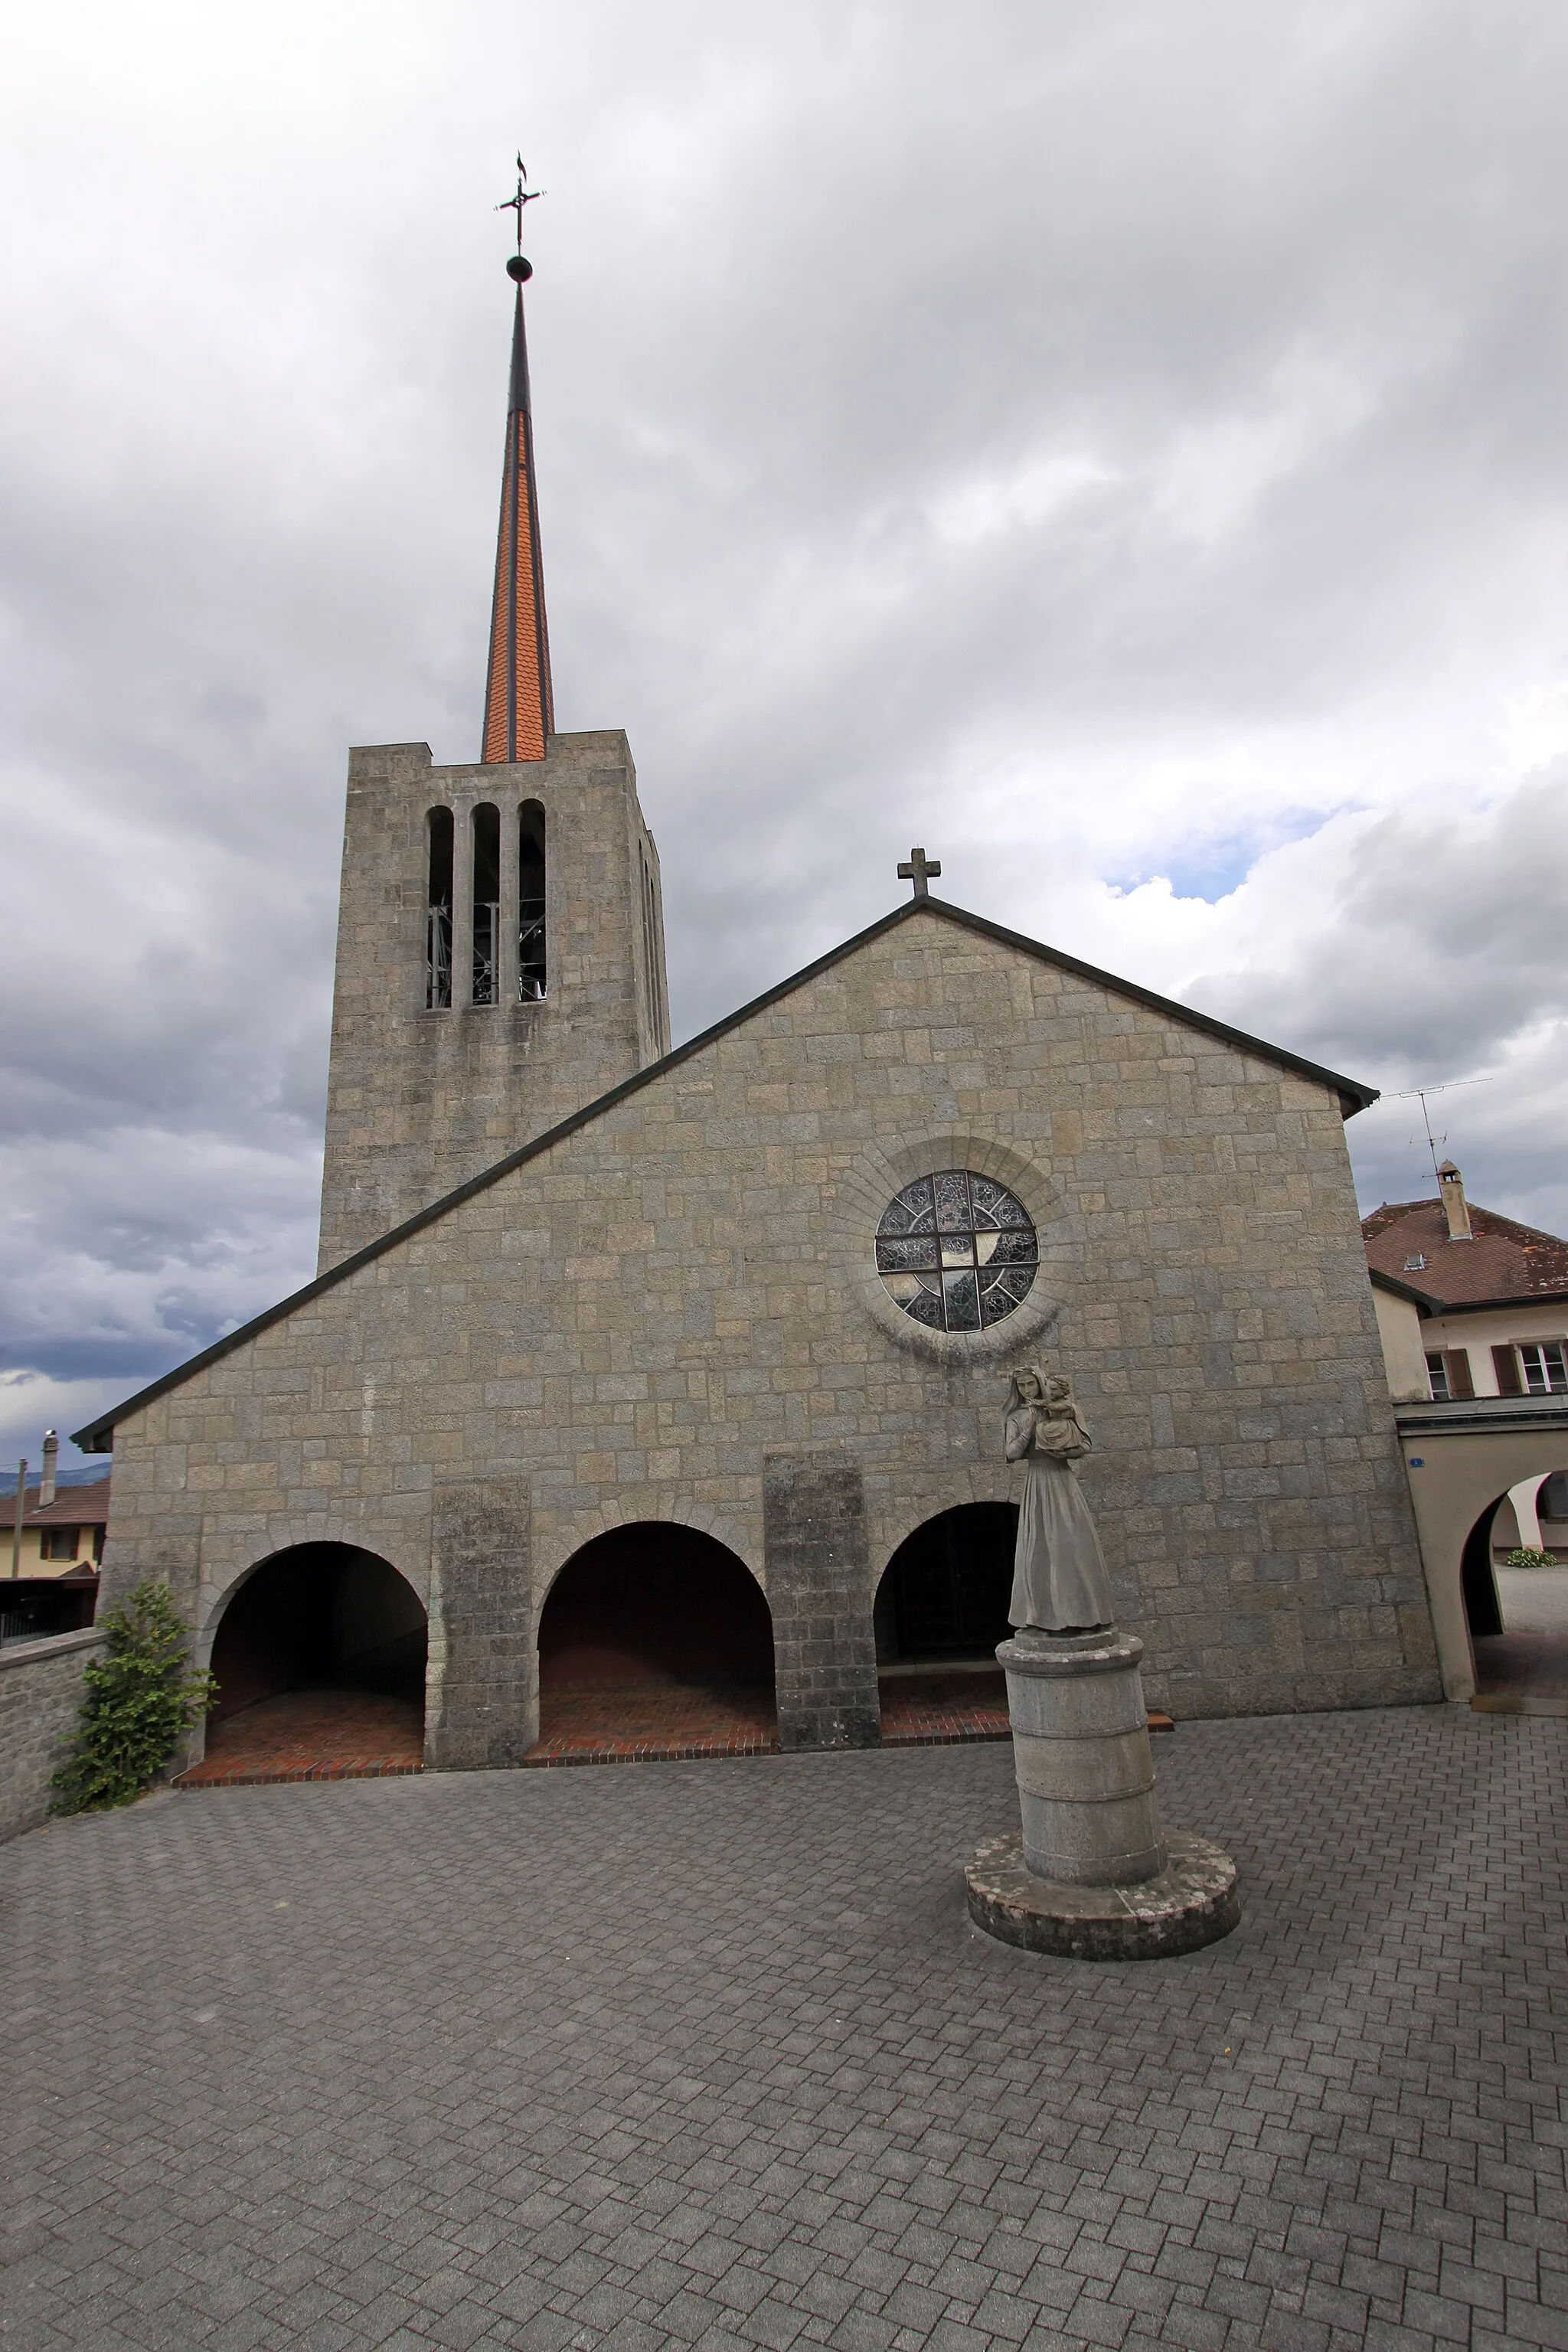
{"left": 873, "top": 1504, "right": 1016, "bottom": 1748}
{"left": 876, "top": 1503, "right": 1018, "bottom": 1663}
{"left": 1461, "top": 1503, "right": 1504, "bottom": 1639}
{"left": 534, "top": 1523, "right": 776, "bottom": 1761}
{"left": 191, "top": 1544, "right": 427, "bottom": 1785}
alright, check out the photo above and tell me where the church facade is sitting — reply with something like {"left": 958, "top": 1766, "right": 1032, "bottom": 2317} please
{"left": 77, "top": 239, "right": 1443, "bottom": 1764}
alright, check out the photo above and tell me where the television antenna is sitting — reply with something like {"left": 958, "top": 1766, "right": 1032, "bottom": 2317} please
{"left": 1381, "top": 1076, "right": 1494, "bottom": 1185}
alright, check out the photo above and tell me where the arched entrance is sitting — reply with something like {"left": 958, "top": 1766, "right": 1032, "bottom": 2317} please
{"left": 1390, "top": 1402, "right": 1568, "bottom": 1700}
{"left": 874, "top": 1504, "right": 1016, "bottom": 1745}
{"left": 187, "top": 1544, "right": 428, "bottom": 1785}
{"left": 533, "top": 1523, "right": 776, "bottom": 1762}
{"left": 1460, "top": 1487, "right": 1568, "bottom": 1710}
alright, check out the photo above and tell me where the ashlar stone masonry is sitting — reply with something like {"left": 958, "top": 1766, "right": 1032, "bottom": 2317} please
{"left": 85, "top": 898, "right": 1443, "bottom": 1764}
{"left": 318, "top": 733, "right": 668, "bottom": 1272}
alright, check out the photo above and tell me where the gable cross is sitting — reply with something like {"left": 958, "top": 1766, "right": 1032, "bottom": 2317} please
{"left": 897, "top": 846, "right": 942, "bottom": 900}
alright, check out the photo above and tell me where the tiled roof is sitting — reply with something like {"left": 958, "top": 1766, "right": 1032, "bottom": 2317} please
{"left": 0, "top": 1475, "right": 111, "bottom": 1531}
{"left": 1362, "top": 1198, "right": 1568, "bottom": 1308}
{"left": 481, "top": 276, "right": 552, "bottom": 763}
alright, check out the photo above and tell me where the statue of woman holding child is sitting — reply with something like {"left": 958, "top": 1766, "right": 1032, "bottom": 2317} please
{"left": 1004, "top": 1366, "right": 1116, "bottom": 1635}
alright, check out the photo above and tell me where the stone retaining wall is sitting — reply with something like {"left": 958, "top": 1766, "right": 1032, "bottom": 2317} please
{"left": 0, "top": 1629, "right": 103, "bottom": 1843}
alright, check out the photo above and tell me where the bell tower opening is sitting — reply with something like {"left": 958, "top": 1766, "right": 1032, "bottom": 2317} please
{"left": 519, "top": 799, "right": 547, "bottom": 999}
{"left": 426, "top": 807, "right": 453, "bottom": 1010}
{"left": 472, "top": 802, "right": 501, "bottom": 1005}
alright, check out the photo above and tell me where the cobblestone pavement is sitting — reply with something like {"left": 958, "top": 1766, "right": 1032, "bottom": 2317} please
{"left": 2, "top": 1704, "right": 1564, "bottom": 2352}
{"left": 1475, "top": 1570, "right": 1568, "bottom": 1704}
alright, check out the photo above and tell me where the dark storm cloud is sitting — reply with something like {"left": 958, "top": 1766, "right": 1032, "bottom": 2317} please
{"left": 2, "top": 0, "right": 1566, "bottom": 1459}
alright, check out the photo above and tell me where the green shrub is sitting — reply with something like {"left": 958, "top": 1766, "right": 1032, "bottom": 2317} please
{"left": 51, "top": 1580, "right": 217, "bottom": 1815}
{"left": 1505, "top": 1546, "right": 1559, "bottom": 1572}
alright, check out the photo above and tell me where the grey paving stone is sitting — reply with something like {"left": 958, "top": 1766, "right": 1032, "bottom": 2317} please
{"left": 0, "top": 1710, "right": 1563, "bottom": 2352}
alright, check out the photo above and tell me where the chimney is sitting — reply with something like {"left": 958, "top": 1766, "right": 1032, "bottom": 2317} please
{"left": 40, "top": 1429, "right": 58, "bottom": 1509}
{"left": 9, "top": 1458, "right": 24, "bottom": 1579}
{"left": 1438, "top": 1160, "right": 1472, "bottom": 1242}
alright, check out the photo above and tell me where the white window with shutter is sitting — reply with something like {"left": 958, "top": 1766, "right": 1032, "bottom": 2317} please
{"left": 1517, "top": 1341, "right": 1568, "bottom": 1396}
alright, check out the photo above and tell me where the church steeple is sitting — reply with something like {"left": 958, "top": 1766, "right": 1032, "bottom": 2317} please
{"left": 482, "top": 165, "right": 554, "bottom": 763}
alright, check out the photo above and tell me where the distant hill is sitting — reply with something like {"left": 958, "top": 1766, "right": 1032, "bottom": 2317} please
{"left": 0, "top": 1465, "right": 109, "bottom": 1496}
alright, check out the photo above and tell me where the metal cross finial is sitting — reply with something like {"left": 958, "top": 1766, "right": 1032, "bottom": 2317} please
{"left": 898, "top": 847, "right": 942, "bottom": 900}
{"left": 496, "top": 151, "right": 545, "bottom": 250}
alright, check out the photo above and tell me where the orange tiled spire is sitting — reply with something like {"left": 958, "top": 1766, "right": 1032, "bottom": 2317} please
{"left": 481, "top": 253, "right": 554, "bottom": 762}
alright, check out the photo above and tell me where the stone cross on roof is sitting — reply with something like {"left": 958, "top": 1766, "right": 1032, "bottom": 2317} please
{"left": 898, "top": 847, "right": 941, "bottom": 900}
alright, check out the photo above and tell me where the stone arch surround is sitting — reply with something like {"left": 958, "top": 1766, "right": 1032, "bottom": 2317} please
{"left": 195, "top": 1539, "right": 429, "bottom": 1770}
{"left": 194, "top": 1519, "right": 431, "bottom": 1668}
{"left": 531, "top": 1494, "right": 763, "bottom": 1612}
{"left": 865, "top": 1467, "right": 1021, "bottom": 1607}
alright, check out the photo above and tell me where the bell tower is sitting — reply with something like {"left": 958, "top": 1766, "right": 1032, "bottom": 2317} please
{"left": 316, "top": 181, "right": 670, "bottom": 1273}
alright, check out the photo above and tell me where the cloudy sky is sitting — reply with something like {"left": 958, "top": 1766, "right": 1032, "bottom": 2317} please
{"left": 3, "top": 0, "right": 1567, "bottom": 1469}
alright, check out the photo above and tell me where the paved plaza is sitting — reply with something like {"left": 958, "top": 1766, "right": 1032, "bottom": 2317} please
{"left": 2, "top": 1705, "right": 1565, "bottom": 2352}
{"left": 1475, "top": 1571, "right": 1568, "bottom": 1708}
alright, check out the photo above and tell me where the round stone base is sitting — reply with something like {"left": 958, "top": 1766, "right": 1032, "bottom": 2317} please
{"left": 966, "top": 1829, "right": 1240, "bottom": 1961}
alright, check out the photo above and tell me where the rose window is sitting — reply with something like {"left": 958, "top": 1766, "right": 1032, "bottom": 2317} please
{"left": 875, "top": 1171, "right": 1038, "bottom": 1332}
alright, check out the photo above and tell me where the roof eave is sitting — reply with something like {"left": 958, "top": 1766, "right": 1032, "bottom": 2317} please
{"left": 1410, "top": 1289, "right": 1568, "bottom": 1321}
{"left": 1367, "top": 1268, "right": 1443, "bottom": 1312}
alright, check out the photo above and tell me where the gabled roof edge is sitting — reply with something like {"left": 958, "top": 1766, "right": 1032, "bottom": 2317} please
{"left": 73, "top": 893, "right": 1377, "bottom": 1451}
{"left": 72, "top": 901, "right": 914, "bottom": 1449}
{"left": 927, "top": 900, "right": 1377, "bottom": 1118}
{"left": 1367, "top": 1267, "right": 1444, "bottom": 1313}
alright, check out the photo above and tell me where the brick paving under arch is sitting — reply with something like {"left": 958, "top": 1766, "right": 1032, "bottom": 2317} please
{"left": 176, "top": 1674, "right": 1021, "bottom": 1782}
{"left": 527, "top": 1671, "right": 1015, "bottom": 1766}
{"left": 4, "top": 1704, "right": 1566, "bottom": 2352}
{"left": 176, "top": 1689, "right": 426, "bottom": 1786}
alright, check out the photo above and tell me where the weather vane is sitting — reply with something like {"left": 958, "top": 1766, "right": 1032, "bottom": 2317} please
{"left": 496, "top": 152, "right": 545, "bottom": 281}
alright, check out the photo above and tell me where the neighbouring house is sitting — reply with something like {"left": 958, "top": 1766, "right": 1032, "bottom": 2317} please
{"left": 1364, "top": 1163, "right": 1568, "bottom": 1695}
{"left": 2, "top": 1449, "right": 110, "bottom": 1579}
{"left": 1, "top": 1449, "right": 106, "bottom": 1646}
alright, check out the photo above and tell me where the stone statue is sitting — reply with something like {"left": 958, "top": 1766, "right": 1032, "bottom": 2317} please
{"left": 967, "top": 1366, "right": 1238, "bottom": 1956}
{"left": 1004, "top": 1366, "right": 1115, "bottom": 1635}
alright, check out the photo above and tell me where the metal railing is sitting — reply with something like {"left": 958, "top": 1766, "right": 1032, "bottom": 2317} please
{"left": 426, "top": 903, "right": 452, "bottom": 1009}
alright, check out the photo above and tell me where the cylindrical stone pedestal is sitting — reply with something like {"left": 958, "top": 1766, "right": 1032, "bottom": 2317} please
{"left": 966, "top": 1624, "right": 1240, "bottom": 1961}
{"left": 998, "top": 1628, "right": 1165, "bottom": 1885}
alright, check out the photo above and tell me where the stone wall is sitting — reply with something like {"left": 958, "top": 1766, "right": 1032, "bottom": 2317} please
{"left": 764, "top": 1455, "right": 880, "bottom": 1749}
{"left": 100, "top": 905, "right": 1444, "bottom": 1738}
{"left": 0, "top": 1630, "right": 103, "bottom": 1844}
{"left": 429, "top": 1487, "right": 536, "bottom": 1769}
{"left": 317, "top": 730, "right": 669, "bottom": 1272}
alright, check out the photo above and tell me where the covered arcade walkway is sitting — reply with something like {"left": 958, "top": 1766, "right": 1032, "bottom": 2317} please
{"left": 180, "top": 1543, "right": 427, "bottom": 1786}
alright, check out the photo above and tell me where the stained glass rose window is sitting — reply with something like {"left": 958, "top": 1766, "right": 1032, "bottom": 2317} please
{"left": 875, "top": 1170, "right": 1038, "bottom": 1333}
